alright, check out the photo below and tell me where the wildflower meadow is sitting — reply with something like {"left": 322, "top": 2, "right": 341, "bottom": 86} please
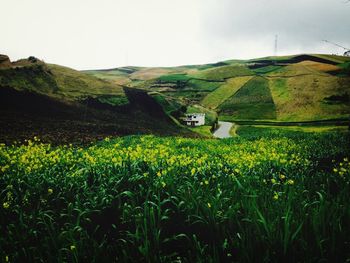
{"left": 1, "top": 131, "right": 350, "bottom": 262}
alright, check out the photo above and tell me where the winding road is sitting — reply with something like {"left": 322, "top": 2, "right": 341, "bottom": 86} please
{"left": 213, "top": 121, "right": 234, "bottom": 138}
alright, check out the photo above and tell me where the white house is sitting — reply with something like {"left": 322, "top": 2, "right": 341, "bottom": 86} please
{"left": 183, "top": 113, "right": 205, "bottom": 126}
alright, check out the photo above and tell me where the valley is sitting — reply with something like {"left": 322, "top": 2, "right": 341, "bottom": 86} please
{"left": 1, "top": 53, "right": 350, "bottom": 262}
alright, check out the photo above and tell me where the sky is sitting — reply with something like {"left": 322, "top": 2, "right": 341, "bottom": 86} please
{"left": 1, "top": 0, "right": 350, "bottom": 70}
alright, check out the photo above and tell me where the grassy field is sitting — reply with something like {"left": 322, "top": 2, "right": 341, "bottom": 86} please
{"left": 188, "top": 125, "right": 214, "bottom": 137}
{"left": 201, "top": 76, "right": 253, "bottom": 109}
{"left": 191, "top": 65, "right": 254, "bottom": 81}
{"left": 268, "top": 74, "right": 350, "bottom": 121}
{"left": 80, "top": 54, "right": 350, "bottom": 123}
{"left": 236, "top": 125, "right": 348, "bottom": 137}
{"left": 219, "top": 76, "right": 276, "bottom": 120}
{"left": 186, "top": 79, "right": 222, "bottom": 91}
{"left": 48, "top": 64, "right": 126, "bottom": 102}
{"left": 0, "top": 60, "right": 128, "bottom": 107}
{"left": 1, "top": 131, "right": 350, "bottom": 262}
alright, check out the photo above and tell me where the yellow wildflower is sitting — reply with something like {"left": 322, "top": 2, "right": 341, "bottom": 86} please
{"left": 1, "top": 165, "right": 9, "bottom": 172}
{"left": 191, "top": 168, "right": 196, "bottom": 175}
{"left": 287, "top": 179, "right": 294, "bottom": 185}
{"left": 273, "top": 192, "right": 279, "bottom": 200}
{"left": 70, "top": 245, "right": 76, "bottom": 251}
{"left": 48, "top": 188, "right": 53, "bottom": 194}
{"left": 157, "top": 171, "right": 162, "bottom": 177}
{"left": 204, "top": 180, "right": 209, "bottom": 185}
{"left": 3, "top": 202, "right": 10, "bottom": 209}
{"left": 271, "top": 178, "right": 276, "bottom": 184}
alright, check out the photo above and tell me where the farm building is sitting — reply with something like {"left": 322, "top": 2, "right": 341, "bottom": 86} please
{"left": 183, "top": 113, "right": 205, "bottom": 126}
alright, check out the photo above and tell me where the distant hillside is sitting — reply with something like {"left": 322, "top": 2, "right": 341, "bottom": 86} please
{"left": 0, "top": 55, "right": 127, "bottom": 104}
{"left": 86, "top": 54, "right": 350, "bottom": 122}
{"left": 0, "top": 55, "right": 197, "bottom": 143}
{"left": 1, "top": 53, "right": 349, "bottom": 143}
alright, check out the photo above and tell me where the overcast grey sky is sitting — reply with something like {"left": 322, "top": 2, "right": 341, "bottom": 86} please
{"left": 1, "top": 0, "right": 349, "bottom": 70}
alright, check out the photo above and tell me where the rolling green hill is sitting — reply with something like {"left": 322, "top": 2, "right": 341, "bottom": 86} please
{"left": 0, "top": 55, "right": 197, "bottom": 143}
{"left": 86, "top": 53, "right": 350, "bottom": 123}
{"left": 1, "top": 53, "right": 349, "bottom": 143}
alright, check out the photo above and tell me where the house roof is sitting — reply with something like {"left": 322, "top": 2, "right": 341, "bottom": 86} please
{"left": 185, "top": 113, "right": 205, "bottom": 116}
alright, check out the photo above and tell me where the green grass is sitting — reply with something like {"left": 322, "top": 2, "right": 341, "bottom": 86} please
{"left": 70, "top": 54, "right": 350, "bottom": 123}
{"left": 219, "top": 76, "right": 276, "bottom": 120}
{"left": 0, "top": 61, "right": 128, "bottom": 106}
{"left": 248, "top": 55, "right": 297, "bottom": 62}
{"left": 97, "top": 95, "right": 129, "bottom": 106}
{"left": 185, "top": 79, "right": 222, "bottom": 91}
{"left": 1, "top": 132, "right": 350, "bottom": 262}
{"left": 158, "top": 74, "right": 191, "bottom": 82}
{"left": 229, "top": 124, "right": 238, "bottom": 136}
{"left": 201, "top": 76, "right": 253, "bottom": 109}
{"left": 335, "top": 61, "right": 350, "bottom": 76}
{"left": 48, "top": 64, "right": 126, "bottom": 100}
{"left": 312, "top": 54, "right": 350, "bottom": 64}
{"left": 189, "top": 125, "right": 213, "bottom": 137}
{"left": 162, "top": 90, "right": 211, "bottom": 103}
{"left": 0, "top": 64, "right": 58, "bottom": 94}
{"left": 268, "top": 78, "right": 289, "bottom": 102}
{"left": 264, "top": 61, "right": 350, "bottom": 121}
{"left": 236, "top": 125, "right": 348, "bottom": 137}
{"left": 252, "top": 65, "right": 282, "bottom": 74}
{"left": 192, "top": 65, "right": 254, "bottom": 81}
{"left": 151, "top": 93, "right": 184, "bottom": 114}
{"left": 3, "top": 53, "right": 350, "bottom": 126}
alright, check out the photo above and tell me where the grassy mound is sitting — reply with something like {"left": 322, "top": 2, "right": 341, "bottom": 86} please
{"left": 0, "top": 64, "right": 59, "bottom": 94}
{"left": 48, "top": 64, "right": 126, "bottom": 101}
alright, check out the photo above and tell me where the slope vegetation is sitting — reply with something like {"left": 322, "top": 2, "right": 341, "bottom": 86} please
{"left": 6, "top": 53, "right": 347, "bottom": 128}
{"left": 219, "top": 76, "right": 276, "bottom": 120}
{"left": 86, "top": 54, "right": 350, "bottom": 123}
{"left": 202, "top": 76, "right": 253, "bottom": 109}
{"left": 0, "top": 56, "right": 197, "bottom": 143}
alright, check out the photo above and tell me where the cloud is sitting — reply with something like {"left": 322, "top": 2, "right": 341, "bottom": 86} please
{"left": 1, "top": 0, "right": 349, "bottom": 69}
{"left": 199, "top": 0, "right": 350, "bottom": 58}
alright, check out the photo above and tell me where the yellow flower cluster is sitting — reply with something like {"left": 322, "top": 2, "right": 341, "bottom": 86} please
{"left": 0, "top": 135, "right": 313, "bottom": 202}
{"left": 333, "top": 158, "right": 350, "bottom": 178}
